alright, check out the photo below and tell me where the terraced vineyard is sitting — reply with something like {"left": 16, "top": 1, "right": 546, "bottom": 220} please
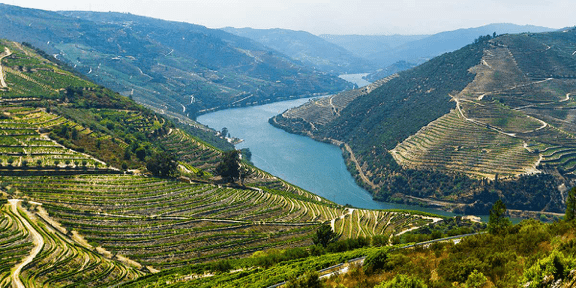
{"left": 0, "top": 201, "right": 33, "bottom": 287}
{"left": 270, "top": 30, "right": 576, "bottom": 214}
{"left": 391, "top": 109, "right": 540, "bottom": 179}
{"left": 275, "top": 74, "right": 399, "bottom": 132}
{"left": 0, "top": 175, "right": 437, "bottom": 272}
{"left": 0, "top": 106, "right": 105, "bottom": 171}
{"left": 161, "top": 128, "right": 222, "bottom": 172}
{"left": 0, "top": 199, "right": 144, "bottom": 287}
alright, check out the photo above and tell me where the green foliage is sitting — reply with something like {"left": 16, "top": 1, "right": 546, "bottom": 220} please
{"left": 215, "top": 150, "right": 241, "bottom": 183}
{"left": 465, "top": 269, "right": 488, "bottom": 288}
{"left": 285, "top": 271, "right": 323, "bottom": 288}
{"left": 210, "top": 259, "right": 233, "bottom": 273}
{"left": 521, "top": 250, "right": 576, "bottom": 287}
{"left": 312, "top": 223, "right": 337, "bottom": 247}
{"left": 326, "top": 236, "right": 370, "bottom": 253}
{"left": 146, "top": 152, "right": 178, "bottom": 177}
{"left": 488, "top": 199, "right": 511, "bottom": 234}
{"left": 393, "top": 217, "right": 486, "bottom": 244}
{"left": 363, "top": 249, "right": 388, "bottom": 274}
{"left": 375, "top": 274, "right": 428, "bottom": 288}
{"left": 565, "top": 187, "right": 576, "bottom": 221}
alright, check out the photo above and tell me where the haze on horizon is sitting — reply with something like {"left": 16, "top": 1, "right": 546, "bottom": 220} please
{"left": 1, "top": 0, "right": 573, "bottom": 35}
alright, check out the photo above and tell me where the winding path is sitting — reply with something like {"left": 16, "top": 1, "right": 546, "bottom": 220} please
{"left": 9, "top": 199, "right": 44, "bottom": 288}
{"left": 0, "top": 47, "right": 12, "bottom": 88}
{"left": 343, "top": 144, "right": 377, "bottom": 190}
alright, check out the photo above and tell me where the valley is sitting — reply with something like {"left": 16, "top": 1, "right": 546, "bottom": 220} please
{"left": 0, "top": 38, "right": 443, "bottom": 287}
{"left": 0, "top": 1, "right": 574, "bottom": 286}
{"left": 198, "top": 97, "right": 454, "bottom": 216}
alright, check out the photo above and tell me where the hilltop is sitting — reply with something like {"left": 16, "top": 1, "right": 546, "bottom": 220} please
{"left": 272, "top": 29, "right": 576, "bottom": 215}
{"left": 0, "top": 39, "right": 439, "bottom": 287}
{"left": 0, "top": 4, "right": 350, "bottom": 119}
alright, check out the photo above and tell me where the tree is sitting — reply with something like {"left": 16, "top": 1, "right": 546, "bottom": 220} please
{"left": 221, "top": 127, "right": 228, "bottom": 138}
{"left": 488, "top": 199, "right": 511, "bottom": 234}
{"left": 364, "top": 249, "right": 388, "bottom": 274}
{"left": 123, "top": 147, "right": 131, "bottom": 160}
{"left": 465, "top": 269, "right": 488, "bottom": 288}
{"left": 565, "top": 187, "right": 576, "bottom": 221}
{"left": 216, "top": 150, "right": 241, "bottom": 183}
{"left": 135, "top": 147, "right": 146, "bottom": 161}
{"left": 375, "top": 274, "right": 427, "bottom": 288}
{"left": 285, "top": 271, "right": 323, "bottom": 288}
{"left": 146, "top": 152, "right": 178, "bottom": 177}
{"left": 312, "top": 223, "right": 337, "bottom": 247}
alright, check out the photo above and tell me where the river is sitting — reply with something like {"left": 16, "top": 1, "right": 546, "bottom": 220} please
{"left": 197, "top": 98, "right": 455, "bottom": 217}
{"left": 339, "top": 73, "right": 371, "bottom": 87}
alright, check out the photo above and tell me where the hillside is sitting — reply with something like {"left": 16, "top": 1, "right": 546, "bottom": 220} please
{"left": 118, "top": 218, "right": 576, "bottom": 288}
{"left": 272, "top": 29, "right": 576, "bottom": 215}
{"left": 0, "top": 4, "right": 349, "bottom": 119}
{"left": 222, "top": 27, "right": 376, "bottom": 74}
{"left": 0, "top": 39, "right": 438, "bottom": 286}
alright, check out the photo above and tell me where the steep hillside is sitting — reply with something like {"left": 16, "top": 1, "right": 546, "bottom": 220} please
{"left": 0, "top": 4, "right": 349, "bottom": 119}
{"left": 222, "top": 27, "right": 376, "bottom": 73}
{"left": 0, "top": 39, "right": 437, "bottom": 286}
{"left": 272, "top": 29, "right": 576, "bottom": 214}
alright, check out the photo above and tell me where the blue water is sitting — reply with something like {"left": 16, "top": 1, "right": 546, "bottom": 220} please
{"left": 339, "top": 73, "right": 371, "bottom": 88}
{"left": 197, "top": 98, "right": 455, "bottom": 217}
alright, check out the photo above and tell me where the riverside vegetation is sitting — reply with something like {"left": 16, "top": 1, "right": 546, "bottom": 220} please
{"left": 0, "top": 39, "right": 443, "bottom": 287}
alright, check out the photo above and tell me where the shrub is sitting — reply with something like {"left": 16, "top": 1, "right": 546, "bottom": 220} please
{"left": 285, "top": 271, "right": 322, "bottom": 288}
{"left": 375, "top": 274, "right": 427, "bottom": 288}
{"left": 363, "top": 249, "right": 388, "bottom": 274}
{"left": 521, "top": 250, "right": 576, "bottom": 287}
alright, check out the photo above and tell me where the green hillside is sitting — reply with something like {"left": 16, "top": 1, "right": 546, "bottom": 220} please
{"left": 0, "top": 39, "right": 438, "bottom": 287}
{"left": 0, "top": 4, "right": 350, "bottom": 119}
{"left": 114, "top": 215, "right": 576, "bottom": 288}
{"left": 272, "top": 29, "right": 576, "bottom": 215}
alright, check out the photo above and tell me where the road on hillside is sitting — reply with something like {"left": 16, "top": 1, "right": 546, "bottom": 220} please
{"left": 266, "top": 232, "right": 483, "bottom": 288}
{"left": 9, "top": 199, "right": 44, "bottom": 288}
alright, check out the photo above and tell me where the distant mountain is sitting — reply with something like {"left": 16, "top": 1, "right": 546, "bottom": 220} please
{"left": 367, "top": 23, "right": 555, "bottom": 67}
{"left": 222, "top": 27, "right": 376, "bottom": 73}
{"left": 319, "top": 34, "right": 428, "bottom": 59}
{"left": 0, "top": 4, "right": 349, "bottom": 118}
{"left": 272, "top": 28, "right": 576, "bottom": 214}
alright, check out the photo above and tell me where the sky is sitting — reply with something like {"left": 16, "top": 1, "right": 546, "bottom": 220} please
{"left": 1, "top": 0, "right": 574, "bottom": 35}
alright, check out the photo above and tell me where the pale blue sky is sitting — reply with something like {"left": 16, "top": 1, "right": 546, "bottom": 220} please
{"left": 2, "top": 0, "right": 573, "bottom": 35}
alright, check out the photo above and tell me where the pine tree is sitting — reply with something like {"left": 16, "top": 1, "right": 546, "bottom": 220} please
{"left": 565, "top": 187, "right": 576, "bottom": 221}
{"left": 488, "top": 199, "right": 511, "bottom": 234}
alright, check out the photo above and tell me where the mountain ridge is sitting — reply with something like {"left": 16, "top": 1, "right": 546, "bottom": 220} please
{"left": 0, "top": 3, "right": 350, "bottom": 119}
{"left": 221, "top": 27, "right": 376, "bottom": 74}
